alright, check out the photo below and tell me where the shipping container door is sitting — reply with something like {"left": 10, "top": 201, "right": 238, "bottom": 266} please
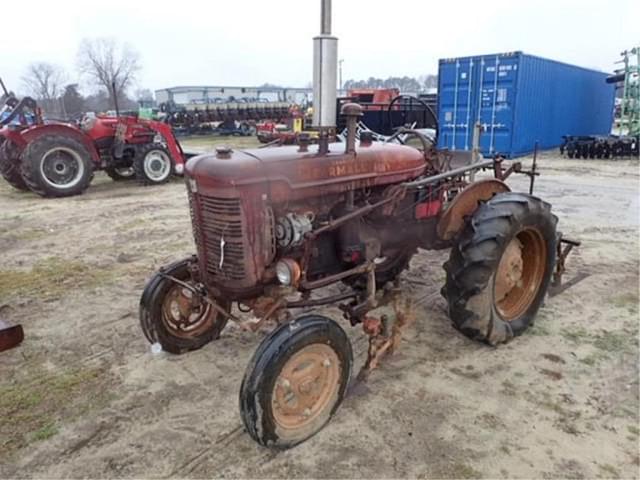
{"left": 438, "top": 58, "right": 477, "bottom": 151}
{"left": 476, "top": 54, "right": 520, "bottom": 157}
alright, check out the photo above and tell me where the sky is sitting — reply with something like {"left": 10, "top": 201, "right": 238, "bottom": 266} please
{"left": 1, "top": 0, "right": 638, "bottom": 96}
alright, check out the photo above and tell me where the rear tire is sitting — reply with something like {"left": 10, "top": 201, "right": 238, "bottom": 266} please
{"left": 20, "top": 135, "right": 94, "bottom": 197}
{"left": 240, "top": 314, "right": 352, "bottom": 449}
{"left": 0, "top": 139, "right": 29, "bottom": 191}
{"left": 134, "top": 143, "right": 173, "bottom": 185}
{"left": 442, "top": 192, "right": 557, "bottom": 345}
{"left": 139, "top": 257, "right": 229, "bottom": 354}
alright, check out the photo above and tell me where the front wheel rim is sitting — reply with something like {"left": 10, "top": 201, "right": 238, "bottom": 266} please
{"left": 40, "top": 147, "right": 85, "bottom": 188}
{"left": 271, "top": 344, "right": 341, "bottom": 431}
{"left": 161, "top": 284, "right": 218, "bottom": 338}
{"left": 143, "top": 150, "right": 171, "bottom": 181}
{"left": 494, "top": 227, "right": 547, "bottom": 321}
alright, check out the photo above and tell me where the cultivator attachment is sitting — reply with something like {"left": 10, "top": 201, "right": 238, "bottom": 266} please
{"left": 0, "top": 319, "right": 24, "bottom": 352}
{"left": 549, "top": 235, "right": 585, "bottom": 297}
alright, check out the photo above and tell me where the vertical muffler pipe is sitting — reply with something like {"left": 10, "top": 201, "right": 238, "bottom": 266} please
{"left": 313, "top": 0, "right": 338, "bottom": 155}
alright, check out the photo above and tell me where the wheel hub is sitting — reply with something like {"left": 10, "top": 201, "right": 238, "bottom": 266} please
{"left": 272, "top": 344, "right": 340, "bottom": 429}
{"left": 161, "top": 285, "right": 214, "bottom": 337}
{"left": 41, "top": 148, "right": 83, "bottom": 187}
{"left": 144, "top": 150, "right": 171, "bottom": 181}
{"left": 494, "top": 228, "right": 547, "bottom": 321}
{"left": 495, "top": 238, "right": 524, "bottom": 303}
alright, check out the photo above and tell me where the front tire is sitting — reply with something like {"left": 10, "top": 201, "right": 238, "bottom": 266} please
{"left": 134, "top": 143, "right": 173, "bottom": 185}
{"left": 442, "top": 192, "right": 557, "bottom": 345}
{"left": 20, "top": 135, "right": 94, "bottom": 197}
{"left": 139, "top": 257, "right": 229, "bottom": 354}
{"left": 240, "top": 314, "right": 353, "bottom": 449}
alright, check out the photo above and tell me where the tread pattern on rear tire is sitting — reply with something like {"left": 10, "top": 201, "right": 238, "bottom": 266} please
{"left": 0, "top": 140, "right": 29, "bottom": 191}
{"left": 442, "top": 192, "right": 557, "bottom": 345}
{"left": 20, "top": 135, "right": 94, "bottom": 198}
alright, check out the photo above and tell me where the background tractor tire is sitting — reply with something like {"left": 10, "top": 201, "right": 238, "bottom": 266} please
{"left": 20, "top": 135, "right": 94, "bottom": 198}
{"left": 442, "top": 192, "right": 557, "bottom": 345}
{"left": 139, "top": 257, "right": 229, "bottom": 354}
{"left": 240, "top": 314, "right": 352, "bottom": 449}
{"left": 0, "top": 140, "right": 29, "bottom": 191}
{"left": 134, "top": 143, "right": 173, "bottom": 186}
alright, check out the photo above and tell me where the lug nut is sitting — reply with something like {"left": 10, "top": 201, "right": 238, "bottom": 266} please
{"left": 279, "top": 378, "right": 291, "bottom": 389}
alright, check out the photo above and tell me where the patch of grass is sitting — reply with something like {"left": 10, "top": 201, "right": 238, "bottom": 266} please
{"left": 0, "top": 366, "right": 110, "bottom": 459}
{"left": 610, "top": 292, "right": 639, "bottom": 313}
{"left": 447, "top": 463, "right": 482, "bottom": 479}
{"left": 628, "top": 425, "right": 640, "bottom": 436}
{"left": 0, "top": 256, "right": 113, "bottom": 302}
{"left": 598, "top": 463, "right": 620, "bottom": 478}
{"left": 560, "top": 326, "right": 591, "bottom": 344}
{"left": 180, "top": 135, "right": 261, "bottom": 150}
{"left": 528, "top": 322, "right": 551, "bottom": 336}
{"left": 592, "top": 331, "right": 629, "bottom": 352}
{"left": 579, "top": 352, "right": 607, "bottom": 366}
{"left": 31, "top": 423, "right": 59, "bottom": 441}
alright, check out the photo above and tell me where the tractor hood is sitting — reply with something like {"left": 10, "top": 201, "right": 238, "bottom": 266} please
{"left": 186, "top": 142, "right": 426, "bottom": 202}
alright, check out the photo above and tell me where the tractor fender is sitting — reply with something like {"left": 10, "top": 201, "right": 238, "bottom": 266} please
{"left": 18, "top": 123, "right": 101, "bottom": 165}
{"left": 437, "top": 178, "right": 511, "bottom": 241}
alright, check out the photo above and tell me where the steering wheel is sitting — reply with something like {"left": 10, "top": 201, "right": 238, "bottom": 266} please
{"left": 387, "top": 95, "right": 438, "bottom": 139}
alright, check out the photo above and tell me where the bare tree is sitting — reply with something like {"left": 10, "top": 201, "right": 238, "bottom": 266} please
{"left": 77, "top": 37, "right": 141, "bottom": 107}
{"left": 22, "top": 62, "right": 67, "bottom": 111}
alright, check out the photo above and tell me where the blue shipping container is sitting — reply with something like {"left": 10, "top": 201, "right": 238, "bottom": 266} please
{"left": 437, "top": 51, "right": 616, "bottom": 157}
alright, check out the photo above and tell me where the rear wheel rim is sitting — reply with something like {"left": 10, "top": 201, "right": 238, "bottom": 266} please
{"left": 40, "top": 147, "right": 84, "bottom": 188}
{"left": 161, "top": 283, "right": 219, "bottom": 338}
{"left": 494, "top": 227, "right": 547, "bottom": 321}
{"left": 271, "top": 344, "right": 341, "bottom": 431}
{"left": 144, "top": 150, "right": 171, "bottom": 181}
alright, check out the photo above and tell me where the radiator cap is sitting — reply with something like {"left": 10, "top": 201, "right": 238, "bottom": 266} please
{"left": 215, "top": 146, "right": 233, "bottom": 159}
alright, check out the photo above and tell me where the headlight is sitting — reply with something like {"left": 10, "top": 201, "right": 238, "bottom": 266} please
{"left": 275, "top": 259, "right": 301, "bottom": 286}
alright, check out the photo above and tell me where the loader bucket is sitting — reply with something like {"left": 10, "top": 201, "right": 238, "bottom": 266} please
{"left": 0, "top": 319, "right": 24, "bottom": 352}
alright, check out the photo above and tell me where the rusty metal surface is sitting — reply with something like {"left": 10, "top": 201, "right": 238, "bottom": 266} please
{"left": 271, "top": 343, "right": 341, "bottom": 430}
{"left": 187, "top": 141, "right": 426, "bottom": 202}
{"left": 437, "top": 179, "right": 511, "bottom": 240}
{"left": 495, "top": 237, "right": 524, "bottom": 306}
{"left": 550, "top": 236, "right": 583, "bottom": 296}
{"left": 357, "top": 290, "right": 415, "bottom": 381}
{"left": 0, "top": 319, "right": 24, "bottom": 352}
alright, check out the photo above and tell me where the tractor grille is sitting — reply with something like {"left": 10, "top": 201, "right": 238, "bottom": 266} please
{"left": 189, "top": 193, "right": 247, "bottom": 282}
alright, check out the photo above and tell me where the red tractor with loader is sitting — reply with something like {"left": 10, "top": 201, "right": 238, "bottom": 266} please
{"left": 139, "top": 0, "right": 578, "bottom": 449}
{"left": 0, "top": 86, "right": 188, "bottom": 197}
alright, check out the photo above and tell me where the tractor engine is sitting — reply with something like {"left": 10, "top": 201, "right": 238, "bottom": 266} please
{"left": 184, "top": 118, "right": 435, "bottom": 300}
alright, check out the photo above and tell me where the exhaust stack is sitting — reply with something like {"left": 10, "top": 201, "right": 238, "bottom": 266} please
{"left": 313, "top": 0, "right": 338, "bottom": 154}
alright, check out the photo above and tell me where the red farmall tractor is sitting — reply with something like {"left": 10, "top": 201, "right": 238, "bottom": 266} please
{"left": 0, "top": 90, "right": 187, "bottom": 198}
{"left": 139, "top": 1, "right": 577, "bottom": 449}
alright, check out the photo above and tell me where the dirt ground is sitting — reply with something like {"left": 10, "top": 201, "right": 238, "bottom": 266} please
{"left": 1, "top": 138, "right": 638, "bottom": 479}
